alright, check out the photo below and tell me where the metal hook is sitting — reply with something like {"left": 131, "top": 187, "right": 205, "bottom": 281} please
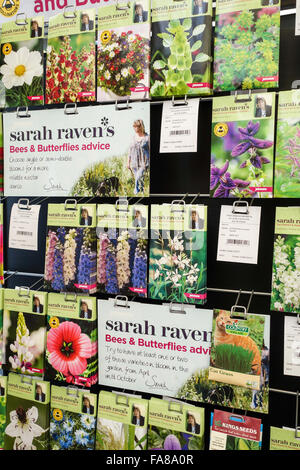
{"left": 114, "top": 295, "right": 129, "bottom": 308}
{"left": 63, "top": 5, "right": 77, "bottom": 18}
{"left": 29, "top": 277, "right": 44, "bottom": 290}
{"left": 233, "top": 89, "right": 252, "bottom": 103}
{"left": 64, "top": 103, "right": 78, "bottom": 115}
{"left": 168, "top": 401, "right": 183, "bottom": 413}
{"left": 172, "top": 95, "right": 188, "bottom": 106}
{"left": 246, "top": 290, "right": 254, "bottom": 314}
{"left": 115, "top": 99, "right": 132, "bottom": 110}
{"left": 16, "top": 106, "right": 31, "bottom": 118}
{"left": 15, "top": 12, "right": 28, "bottom": 25}
{"left": 169, "top": 302, "right": 186, "bottom": 315}
{"left": 17, "top": 198, "right": 31, "bottom": 211}
{"left": 64, "top": 199, "right": 77, "bottom": 211}
{"left": 190, "top": 193, "right": 201, "bottom": 205}
{"left": 232, "top": 200, "right": 249, "bottom": 215}
{"left": 4, "top": 271, "right": 18, "bottom": 282}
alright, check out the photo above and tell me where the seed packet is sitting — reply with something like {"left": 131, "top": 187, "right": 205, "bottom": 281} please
{"left": 209, "top": 309, "right": 266, "bottom": 391}
{"left": 209, "top": 409, "right": 262, "bottom": 450}
{"left": 0, "top": 118, "right": 3, "bottom": 196}
{"left": 148, "top": 203, "right": 207, "bottom": 304}
{"left": 0, "top": 375, "right": 7, "bottom": 450}
{"left": 4, "top": 373, "right": 50, "bottom": 450}
{"left": 0, "top": 204, "right": 3, "bottom": 284}
{"left": 97, "top": 0, "right": 151, "bottom": 102}
{"left": 213, "top": 0, "right": 280, "bottom": 92}
{"left": 151, "top": 0, "right": 213, "bottom": 98}
{"left": 96, "top": 390, "right": 148, "bottom": 450}
{"left": 97, "top": 203, "right": 148, "bottom": 297}
{"left": 274, "top": 90, "right": 300, "bottom": 198}
{"left": 177, "top": 313, "right": 270, "bottom": 414}
{"left": 0, "top": 16, "right": 44, "bottom": 108}
{"left": 3, "top": 288, "right": 47, "bottom": 377}
{"left": 46, "top": 9, "right": 96, "bottom": 104}
{"left": 44, "top": 203, "right": 97, "bottom": 294}
{"left": 50, "top": 385, "right": 97, "bottom": 450}
{"left": 98, "top": 297, "right": 213, "bottom": 398}
{"left": 0, "top": 290, "right": 3, "bottom": 366}
{"left": 271, "top": 207, "right": 300, "bottom": 314}
{"left": 148, "top": 397, "right": 205, "bottom": 451}
{"left": 210, "top": 93, "right": 275, "bottom": 198}
{"left": 45, "top": 292, "right": 98, "bottom": 387}
{"left": 270, "top": 427, "right": 300, "bottom": 450}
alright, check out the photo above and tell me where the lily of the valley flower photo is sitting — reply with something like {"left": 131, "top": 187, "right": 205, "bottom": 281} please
{"left": 5, "top": 406, "right": 48, "bottom": 450}
{"left": 210, "top": 119, "right": 274, "bottom": 198}
{"left": 0, "top": 42, "right": 44, "bottom": 107}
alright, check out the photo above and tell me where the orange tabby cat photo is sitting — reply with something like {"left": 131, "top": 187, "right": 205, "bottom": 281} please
{"left": 213, "top": 310, "right": 262, "bottom": 375}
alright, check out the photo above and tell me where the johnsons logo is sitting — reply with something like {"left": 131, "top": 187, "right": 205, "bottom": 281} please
{"left": 225, "top": 323, "right": 249, "bottom": 337}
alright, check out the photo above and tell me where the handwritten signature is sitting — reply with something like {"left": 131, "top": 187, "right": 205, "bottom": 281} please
{"left": 145, "top": 375, "right": 170, "bottom": 391}
{"left": 43, "top": 178, "right": 65, "bottom": 192}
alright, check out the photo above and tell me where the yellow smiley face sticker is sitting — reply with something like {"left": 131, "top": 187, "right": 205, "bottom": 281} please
{"left": 53, "top": 409, "right": 63, "bottom": 421}
{"left": 101, "top": 30, "right": 111, "bottom": 44}
{"left": 49, "top": 317, "right": 59, "bottom": 329}
{"left": 2, "top": 43, "right": 12, "bottom": 55}
{"left": 214, "top": 123, "right": 228, "bottom": 138}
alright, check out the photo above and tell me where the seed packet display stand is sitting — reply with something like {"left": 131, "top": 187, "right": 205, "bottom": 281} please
{"left": 0, "top": 0, "right": 300, "bottom": 455}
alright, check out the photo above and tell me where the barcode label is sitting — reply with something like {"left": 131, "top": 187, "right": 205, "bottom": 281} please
{"left": 169, "top": 130, "right": 191, "bottom": 136}
{"left": 16, "top": 231, "right": 33, "bottom": 236}
{"left": 226, "top": 239, "right": 250, "bottom": 246}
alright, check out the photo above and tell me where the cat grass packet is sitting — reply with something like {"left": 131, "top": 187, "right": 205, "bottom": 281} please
{"left": 0, "top": 375, "right": 7, "bottom": 450}
{"left": 149, "top": 203, "right": 207, "bottom": 304}
{"left": 45, "top": 292, "right": 97, "bottom": 387}
{"left": 46, "top": 8, "right": 96, "bottom": 104}
{"left": 0, "top": 16, "right": 44, "bottom": 108}
{"left": 4, "top": 373, "right": 50, "bottom": 450}
{"left": 44, "top": 203, "right": 97, "bottom": 294}
{"left": 96, "top": 390, "right": 148, "bottom": 450}
{"left": 3, "top": 288, "right": 47, "bottom": 377}
{"left": 97, "top": 0, "right": 151, "bottom": 102}
{"left": 271, "top": 207, "right": 300, "bottom": 314}
{"left": 210, "top": 93, "right": 276, "bottom": 198}
{"left": 213, "top": 0, "right": 280, "bottom": 92}
{"left": 97, "top": 203, "right": 148, "bottom": 297}
{"left": 209, "top": 409, "right": 262, "bottom": 450}
{"left": 50, "top": 385, "right": 97, "bottom": 450}
{"left": 274, "top": 90, "right": 300, "bottom": 198}
{"left": 209, "top": 309, "right": 266, "bottom": 391}
{"left": 151, "top": 0, "right": 213, "bottom": 98}
{"left": 148, "top": 397, "right": 205, "bottom": 451}
{"left": 270, "top": 427, "right": 300, "bottom": 450}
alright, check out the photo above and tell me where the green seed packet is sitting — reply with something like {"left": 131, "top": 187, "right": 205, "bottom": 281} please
{"left": 148, "top": 397, "right": 205, "bottom": 450}
{"left": 0, "top": 375, "right": 7, "bottom": 450}
{"left": 96, "top": 390, "right": 148, "bottom": 450}
{"left": 97, "top": 203, "right": 148, "bottom": 297}
{"left": 209, "top": 309, "right": 266, "bottom": 391}
{"left": 270, "top": 427, "right": 300, "bottom": 450}
{"left": 209, "top": 409, "right": 262, "bottom": 450}
{"left": 0, "top": 122, "right": 3, "bottom": 196}
{"left": 177, "top": 313, "right": 270, "bottom": 414}
{"left": 45, "top": 292, "right": 98, "bottom": 387}
{"left": 46, "top": 9, "right": 96, "bottom": 104}
{"left": 274, "top": 90, "right": 300, "bottom": 198}
{"left": 213, "top": 0, "right": 280, "bottom": 92}
{"left": 271, "top": 207, "right": 300, "bottom": 314}
{"left": 0, "top": 289, "right": 4, "bottom": 366}
{"left": 97, "top": 0, "right": 151, "bottom": 101}
{"left": 150, "top": 0, "right": 213, "bottom": 98}
{"left": 0, "top": 16, "right": 44, "bottom": 108}
{"left": 148, "top": 203, "right": 207, "bottom": 304}
{"left": 44, "top": 203, "right": 97, "bottom": 294}
{"left": 4, "top": 372, "right": 50, "bottom": 450}
{"left": 3, "top": 288, "right": 47, "bottom": 377}
{"left": 210, "top": 93, "right": 276, "bottom": 198}
{"left": 50, "top": 385, "right": 97, "bottom": 450}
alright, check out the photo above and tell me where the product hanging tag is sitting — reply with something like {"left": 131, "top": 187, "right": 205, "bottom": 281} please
{"left": 9, "top": 203, "right": 40, "bottom": 251}
{"left": 271, "top": 207, "right": 300, "bottom": 313}
{"left": 283, "top": 316, "right": 300, "bottom": 377}
{"left": 159, "top": 98, "right": 200, "bottom": 153}
{"left": 296, "top": 0, "right": 300, "bottom": 36}
{"left": 217, "top": 204, "right": 261, "bottom": 264}
{"left": 209, "top": 409, "right": 262, "bottom": 450}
